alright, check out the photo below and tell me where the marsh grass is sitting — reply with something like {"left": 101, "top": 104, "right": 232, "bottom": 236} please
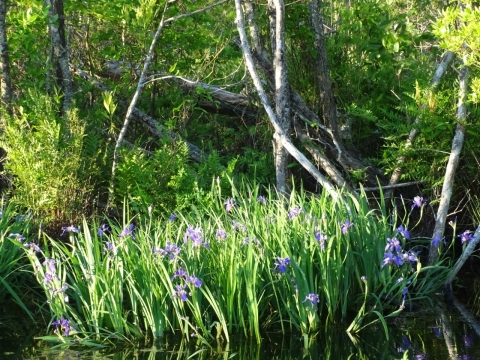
{"left": 20, "top": 181, "right": 449, "bottom": 343}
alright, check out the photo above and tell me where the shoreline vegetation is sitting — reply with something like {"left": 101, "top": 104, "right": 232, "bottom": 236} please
{"left": 0, "top": 181, "right": 454, "bottom": 348}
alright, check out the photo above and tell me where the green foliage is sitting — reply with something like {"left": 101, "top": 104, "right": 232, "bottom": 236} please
{"left": 115, "top": 139, "right": 198, "bottom": 215}
{"left": 0, "top": 90, "right": 95, "bottom": 223}
{"left": 0, "top": 202, "right": 34, "bottom": 319}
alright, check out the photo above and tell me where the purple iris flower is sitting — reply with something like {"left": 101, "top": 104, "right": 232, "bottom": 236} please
{"left": 216, "top": 228, "right": 227, "bottom": 240}
{"left": 411, "top": 196, "right": 427, "bottom": 209}
{"left": 61, "top": 225, "right": 80, "bottom": 236}
{"left": 397, "top": 225, "right": 410, "bottom": 239}
{"left": 24, "top": 243, "right": 40, "bottom": 252}
{"left": 104, "top": 242, "right": 118, "bottom": 257}
{"left": 341, "top": 219, "right": 354, "bottom": 234}
{"left": 314, "top": 229, "right": 327, "bottom": 251}
{"left": 288, "top": 207, "right": 304, "bottom": 219}
{"left": 385, "top": 237, "right": 402, "bottom": 253}
{"left": 52, "top": 316, "right": 76, "bottom": 337}
{"left": 169, "top": 213, "right": 176, "bottom": 222}
{"left": 303, "top": 293, "right": 320, "bottom": 307}
{"left": 273, "top": 257, "right": 290, "bottom": 274}
{"left": 232, "top": 220, "right": 247, "bottom": 233}
{"left": 8, "top": 233, "right": 26, "bottom": 242}
{"left": 458, "top": 230, "right": 475, "bottom": 244}
{"left": 257, "top": 195, "right": 267, "bottom": 205}
{"left": 173, "top": 283, "right": 189, "bottom": 301}
{"left": 464, "top": 333, "right": 474, "bottom": 347}
{"left": 97, "top": 223, "right": 109, "bottom": 237}
{"left": 172, "top": 268, "right": 187, "bottom": 279}
{"left": 186, "top": 275, "right": 202, "bottom": 287}
{"left": 382, "top": 252, "right": 404, "bottom": 267}
{"left": 43, "top": 258, "right": 57, "bottom": 273}
{"left": 183, "top": 226, "right": 209, "bottom": 249}
{"left": 224, "top": 198, "right": 236, "bottom": 212}
{"left": 154, "top": 241, "right": 181, "bottom": 260}
{"left": 119, "top": 223, "right": 135, "bottom": 239}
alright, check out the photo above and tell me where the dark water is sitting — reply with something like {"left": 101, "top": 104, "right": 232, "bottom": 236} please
{"left": 3, "top": 300, "right": 480, "bottom": 360}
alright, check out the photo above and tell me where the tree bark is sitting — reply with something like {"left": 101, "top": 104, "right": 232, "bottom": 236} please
{"left": 428, "top": 63, "right": 468, "bottom": 265}
{"left": 309, "top": 0, "right": 340, "bottom": 137}
{"left": 271, "top": 0, "right": 290, "bottom": 194}
{"left": 234, "top": 0, "right": 341, "bottom": 200}
{"left": 45, "top": 0, "right": 72, "bottom": 116}
{"left": 0, "top": 0, "right": 12, "bottom": 119}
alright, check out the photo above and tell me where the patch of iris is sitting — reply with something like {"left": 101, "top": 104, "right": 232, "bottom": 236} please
{"left": 381, "top": 225, "right": 419, "bottom": 269}
{"left": 171, "top": 267, "right": 202, "bottom": 301}
{"left": 183, "top": 225, "right": 210, "bottom": 249}
{"left": 51, "top": 316, "right": 77, "bottom": 337}
{"left": 42, "top": 258, "right": 69, "bottom": 300}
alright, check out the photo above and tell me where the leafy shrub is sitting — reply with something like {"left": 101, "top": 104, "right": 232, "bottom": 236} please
{"left": 0, "top": 90, "right": 94, "bottom": 224}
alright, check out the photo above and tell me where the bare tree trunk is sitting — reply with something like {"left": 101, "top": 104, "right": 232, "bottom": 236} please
{"left": 309, "top": 0, "right": 340, "bottom": 137}
{"left": 385, "top": 51, "right": 455, "bottom": 200}
{"left": 271, "top": 0, "right": 290, "bottom": 194}
{"left": 45, "top": 0, "right": 72, "bottom": 116}
{"left": 428, "top": 62, "right": 468, "bottom": 265}
{"left": 234, "top": 0, "right": 341, "bottom": 200}
{"left": 0, "top": 0, "right": 12, "bottom": 120}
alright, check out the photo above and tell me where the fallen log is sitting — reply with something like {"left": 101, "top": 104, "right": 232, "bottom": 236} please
{"left": 72, "top": 66, "right": 204, "bottom": 163}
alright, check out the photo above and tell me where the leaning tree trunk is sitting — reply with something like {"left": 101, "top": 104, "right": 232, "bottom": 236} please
{"left": 45, "top": 0, "right": 72, "bottom": 116}
{"left": 385, "top": 51, "right": 455, "bottom": 200}
{"left": 428, "top": 61, "right": 468, "bottom": 265}
{"left": 234, "top": 0, "right": 341, "bottom": 200}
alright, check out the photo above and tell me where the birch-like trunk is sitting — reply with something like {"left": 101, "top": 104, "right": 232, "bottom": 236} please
{"left": 234, "top": 0, "right": 340, "bottom": 200}
{"left": 385, "top": 51, "right": 455, "bottom": 200}
{"left": 45, "top": 0, "right": 72, "bottom": 116}
{"left": 428, "top": 61, "right": 468, "bottom": 265}
{"left": 0, "top": 0, "right": 12, "bottom": 120}
{"left": 271, "top": 0, "right": 290, "bottom": 194}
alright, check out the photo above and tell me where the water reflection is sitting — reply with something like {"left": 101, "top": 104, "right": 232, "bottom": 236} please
{"left": 5, "top": 304, "right": 480, "bottom": 359}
